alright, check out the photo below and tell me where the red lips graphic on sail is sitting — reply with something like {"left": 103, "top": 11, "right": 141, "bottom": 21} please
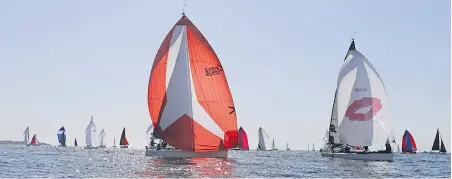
{"left": 345, "top": 97, "right": 382, "bottom": 121}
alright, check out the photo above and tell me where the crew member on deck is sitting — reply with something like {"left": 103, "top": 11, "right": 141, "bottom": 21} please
{"left": 150, "top": 139, "right": 155, "bottom": 147}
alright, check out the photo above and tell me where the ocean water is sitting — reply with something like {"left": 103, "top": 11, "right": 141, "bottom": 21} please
{"left": 0, "top": 145, "right": 450, "bottom": 178}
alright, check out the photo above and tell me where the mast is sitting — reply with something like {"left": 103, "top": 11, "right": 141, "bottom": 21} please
{"left": 327, "top": 39, "right": 356, "bottom": 147}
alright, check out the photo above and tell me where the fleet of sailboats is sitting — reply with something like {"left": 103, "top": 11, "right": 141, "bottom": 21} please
{"left": 10, "top": 12, "right": 448, "bottom": 161}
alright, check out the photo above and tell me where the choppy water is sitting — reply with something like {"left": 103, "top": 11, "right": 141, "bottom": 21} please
{"left": 0, "top": 145, "right": 450, "bottom": 178}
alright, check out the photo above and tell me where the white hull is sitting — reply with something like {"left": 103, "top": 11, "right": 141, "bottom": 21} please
{"left": 84, "top": 146, "right": 99, "bottom": 149}
{"left": 321, "top": 152, "right": 394, "bottom": 161}
{"left": 145, "top": 149, "right": 228, "bottom": 158}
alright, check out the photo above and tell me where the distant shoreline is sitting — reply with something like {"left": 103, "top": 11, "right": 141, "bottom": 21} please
{"left": 0, "top": 140, "right": 50, "bottom": 145}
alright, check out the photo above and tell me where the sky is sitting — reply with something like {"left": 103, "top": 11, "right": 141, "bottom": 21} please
{"left": 0, "top": 0, "right": 450, "bottom": 151}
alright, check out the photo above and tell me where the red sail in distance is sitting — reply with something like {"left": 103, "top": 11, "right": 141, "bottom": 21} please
{"left": 120, "top": 128, "right": 129, "bottom": 145}
{"left": 237, "top": 127, "right": 249, "bottom": 150}
{"left": 147, "top": 15, "right": 238, "bottom": 152}
{"left": 30, "top": 134, "right": 37, "bottom": 145}
{"left": 402, "top": 130, "right": 417, "bottom": 153}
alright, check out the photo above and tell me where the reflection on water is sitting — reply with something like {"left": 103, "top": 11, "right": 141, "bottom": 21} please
{"left": 141, "top": 157, "right": 235, "bottom": 178}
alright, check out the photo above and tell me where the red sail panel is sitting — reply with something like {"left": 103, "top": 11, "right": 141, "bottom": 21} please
{"left": 30, "top": 135, "right": 36, "bottom": 145}
{"left": 185, "top": 21, "right": 238, "bottom": 149}
{"left": 148, "top": 15, "right": 238, "bottom": 152}
{"left": 148, "top": 28, "right": 175, "bottom": 127}
{"left": 409, "top": 132, "right": 417, "bottom": 150}
{"left": 402, "top": 131, "right": 407, "bottom": 151}
{"left": 121, "top": 138, "right": 129, "bottom": 145}
{"left": 238, "top": 127, "right": 249, "bottom": 150}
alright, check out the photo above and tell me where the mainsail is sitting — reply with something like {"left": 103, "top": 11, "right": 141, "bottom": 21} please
{"left": 74, "top": 138, "right": 78, "bottom": 147}
{"left": 237, "top": 127, "right": 249, "bottom": 150}
{"left": 57, "top": 126, "right": 66, "bottom": 147}
{"left": 258, "top": 127, "right": 272, "bottom": 150}
{"left": 120, "top": 128, "right": 129, "bottom": 146}
{"left": 333, "top": 40, "right": 395, "bottom": 150}
{"left": 402, "top": 130, "right": 417, "bottom": 153}
{"left": 147, "top": 14, "right": 238, "bottom": 152}
{"left": 85, "top": 116, "right": 98, "bottom": 147}
{"left": 99, "top": 129, "right": 106, "bottom": 147}
{"left": 24, "top": 127, "right": 30, "bottom": 146}
{"left": 431, "top": 128, "right": 447, "bottom": 153}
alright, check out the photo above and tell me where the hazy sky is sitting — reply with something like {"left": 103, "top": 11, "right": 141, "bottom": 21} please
{"left": 0, "top": 0, "right": 450, "bottom": 151}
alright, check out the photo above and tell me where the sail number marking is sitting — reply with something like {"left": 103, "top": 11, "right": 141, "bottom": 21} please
{"left": 354, "top": 88, "right": 367, "bottom": 92}
{"left": 205, "top": 65, "right": 223, "bottom": 76}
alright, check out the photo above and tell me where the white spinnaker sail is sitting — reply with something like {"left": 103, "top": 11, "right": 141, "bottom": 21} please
{"left": 85, "top": 117, "right": 98, "bottom": 147}
{"left": 99, "top": 129, "right": 106, "bottom": 147}
{"left": 23, "top": 127, "right": 29, "bottom": 145}
{"left": 258, "top": 127, "right": 272, "bottom": 150}
{"left": 336, "top": 48, "right": 395, "bottom": 150}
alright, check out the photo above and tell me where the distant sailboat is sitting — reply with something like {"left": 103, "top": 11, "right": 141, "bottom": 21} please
{"left": 99, "top": 129, "right": 106, "bottom": 148}
{"left": 144, "top": 14, "right": 239, "bottom": 158}
{"left": 257, "top": 127, "right": 272, "bottom": 151}
{"left": 74, "top": 138, "right": 78, "bottom": 147}
{"left": 430, "top": 128, "right": 447, "bottom": 154}
{"left": 402, "top": 130, "right": 417, "bottom": 153}
{"left": 312, "top": 143, "right": 315, "bottom": 151}
{"left": 271, "top": 139, "right": 277, "bottom": 151}
{"left": 237, "top": 127, "right": 249, "bottom": 150}
{"left": 397, "top": 145, "right": 400, "bottom": 153}
{"left": 57, "top": 126, "right": 66, "bottom": 147}
{"left": 30, "top": 134, "right": 38, "bottom": 146}
{"left": 308, "top": 144, "right": 310, "bottom": 151}
{"left": 113, "top": 138, "right": 117, "bottom": 148}
{"left": 24, "top": 127, "right": 30, "bottom": 146}
{"left": 85, "top": 116, "right": 99, "bottom": 149}
{"left": 286, "top": 142, "right": 290, "bottom": 151}
{"left": 119, "top": 128, "right": 129, "bottom": 148}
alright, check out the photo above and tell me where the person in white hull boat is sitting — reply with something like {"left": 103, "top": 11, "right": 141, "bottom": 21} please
{"left": 145, "top": 133, "right": 174, "bottom": 151}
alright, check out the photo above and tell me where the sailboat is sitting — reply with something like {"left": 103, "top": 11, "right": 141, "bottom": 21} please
{"left": 402, "top": 130, "right": 417, "bottom": 153}
{"left": 145, "top": 14, "right": 239, "bottom": 158}
{"left": 30, "top": 134, "right": 38, "bottom": 146}
{"left": 397, "top": 145, "right": 400, "bottom": 153}
{"left": 286, "top": 142, "right": 290, "bottom": 151}
{"left": 312, "top": 143, "right": 315, "bottom": 151}
{"left": 257, "top": 127, "right": 273, "bottom": 151}
{"left": 85, "top": 116, "right": 99, "bottom": 149}
{"left": 99, "top": 129, "right": 106, "bottom": 148}
{"left": 120, "top": 128, "right": 129, "bottom": 148}
{"left": 271, "top": 139, "right": 277, "bottom": 151}
{"left": 74, "top": 138, "right": 78, "bottom": 147}
{"left": 230, "top": 127, "right": 249, "bottom": 150}
{"left": 24, "top": 127, "right": 30, "bottom": 146}
{"left": 320, "top": 39, "right": 396, "bottom": 161}
{"left": 430, "top": 128, "right": 447, "bottom": 154}
{"left": 308, "top": 144, "right": 310, "bottom": 151}
{"left": 57, "top": 126, "right": 66, "bottom": 147}
{"left": 112, "top": 138, "right": 117, "bottom": 148}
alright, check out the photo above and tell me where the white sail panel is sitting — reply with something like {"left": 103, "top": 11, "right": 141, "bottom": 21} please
{"left": 99, "top": 129, "right": 106, "bottom": 147}
{"left": 336, "top": 49, "right": 393, "bottom": 149}
{"left": 158, "top": 24, "right": 224, "bottom": 138}
{"left": 337, "top": 50, "right": 374, "bottom": 147}
{"left": 258, "top": 128, "right": 272, "bottom": 150}
{"left": 85, "top": 117, "right": 98, "bottom": 147}
{"left": 23, "top": 127, "right": 29, "bottom": 145}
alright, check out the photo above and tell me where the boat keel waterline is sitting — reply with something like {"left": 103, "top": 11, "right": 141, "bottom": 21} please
{"left": 145, "top": 149, "right": 228, "bottom": 158}
{"left": 321, "top": 152, "right": 394, "bottom": 161}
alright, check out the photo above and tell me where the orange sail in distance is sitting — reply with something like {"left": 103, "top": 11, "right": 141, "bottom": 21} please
{"left": 147, "top": 14, "right": 238, "bottom": 152}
